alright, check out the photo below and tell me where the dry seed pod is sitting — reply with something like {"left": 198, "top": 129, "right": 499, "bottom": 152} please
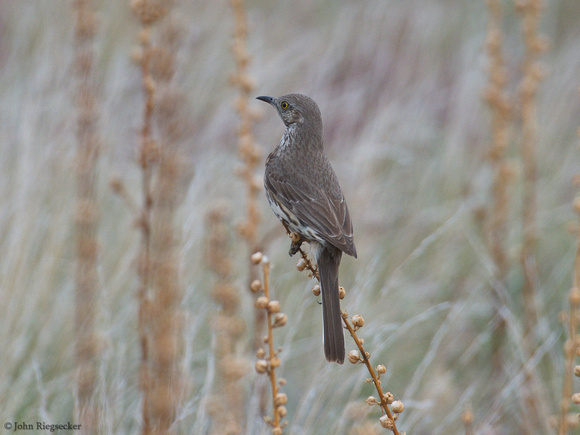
{"left": 273, "top": 313, "right": 287, "bottom": 328}
{"left": 352, "top": 314, "right": 364, "bottom": 328}
{"left": 348, "top": 350, "right": 360, "bottom": 364}
{"left": 255, "top": 296, "right": 269, "bottom": 309}
{"left": 255, "top": 359, "right": 268, "bottom": 374}
{"left": 566, "top": 413, "right": 579, "bottom": 427}
{"left": 391, "top": 400, "right": 404, "bottom": 413}
{"left": 296, "top": 258, "right": 306, "bottom": 271}
{"left": 275, "top": 393, "right": 288, "bottom": 406}
{"left": 570, "top": 287, "right": 580, "bottom": 305}
{"left": 461, "top": 407, "right": 473, "bottom": 425}
{"left": 250, "top": 279, "right": 262, "bottom": 293}
{"left": 379, "top": 415, "right": 394, "bottom": 429}
{"left": 251, "top": 252, "right": 263, "bottom": 264}
{"left": 267, "top": 300, "right": 281, "bottom": 313}
{"left": 366, "top": 396, "right": 377, "bottom": 406}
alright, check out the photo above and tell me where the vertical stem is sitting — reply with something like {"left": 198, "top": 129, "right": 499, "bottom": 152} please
{"left": 518, "top": 0, "right": 543, "bottom": 346}
{"left": 149, "top": 144, "right": 183, "bottom": 432}
{"left": 296, "top": 253, "right": 399, "bottom": 433}
{"left": 558, "top": 216, "right": 580, "bottom": 434}
{"left": 342, "top": 317, "right": 399, "bottom": 435}
{"left": 485, "top": 0, "right": 511, "bottom": 378}
{"left": 262, "top": 261, "right": 280, "bottom": 428}
{"left": 515, "top": 2, "right": 548, "bottom": 432}
{"left": 558, "top": 291, "right": 578, "bottom": 435}
{"left": 137, "top": 25, "right": 155, "bottom": 435}
{"left": 229, "top": 0, "right": 265, "bottom": 355}
{"left": 207, "top": 207, "right": 246, "bottom": 434}
{"left": 72, "top": 0, "right": 100, "bottom": 432}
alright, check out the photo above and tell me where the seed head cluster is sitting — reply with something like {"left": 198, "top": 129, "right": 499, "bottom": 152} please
{"left": 251, "top": 252, "right": 288, "bottom": 433}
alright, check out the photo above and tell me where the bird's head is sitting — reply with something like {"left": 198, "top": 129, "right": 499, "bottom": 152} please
{"left": 256, "top": 93, "right": 322, "bottom": 132}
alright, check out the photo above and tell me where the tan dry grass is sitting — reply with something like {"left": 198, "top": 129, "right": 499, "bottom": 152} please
{"left": 205, "top": 205, "right": 248, "bottom": 434}
{"left": 0, "top": 1, "right": 579, "bottom": 434}
{"left": 558, "top": 149, "right": 580, "bottom": 434}
{"left": 72, "top": 0, "right": 101, "bottom": 432}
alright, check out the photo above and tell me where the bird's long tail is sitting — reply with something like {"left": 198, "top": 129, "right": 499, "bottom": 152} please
{"left": 317, "top": 245, "right": 344, "bottom": 364}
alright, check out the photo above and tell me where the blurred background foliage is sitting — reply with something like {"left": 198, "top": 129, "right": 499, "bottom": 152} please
{"left": 0, "top": 0, "right": 579, "bottom": 433}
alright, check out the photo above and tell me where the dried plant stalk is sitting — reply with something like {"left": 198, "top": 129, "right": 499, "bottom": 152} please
{"left": 292, "top": 236, "right": 401, "bottom": 433}
{"left": 134, "top": 19, "right": 155, "bottom": 435}
{"left": 515, "top": 2, "right": 549, "bottom": 432}
{"left": 461, "top": 406, "right": 473, "bottom": 435}
{"left": 252, "top": 252, "right": 288, "bottom": 434}
{"left": 343, "top": 314, "right": 401, "bottom": 434}
{"left": 72, "top": 0, "right": 100, "bottom": 432}
{"left": 230, "top": 0, "right": 261, "bottom": 248}
{"left": 129, "top": 1, "right": 188, "bottom": 433}
{"left": 206, "top": 206, "right": 247, "bottom": 435}
{"left": 484, "top": 0, "right": 512, "bottom": 287}
{"left": 148, "top": 132, "right": 185, "bottom": 432}
{"left": 558, "top": 177, "right": 580, "bottom": 434}
{"left": 149, "top": 8, "right": 187, "bottom": 433}
{"left": 229, "top": 0, "right": 265, "bottom": 354}
{"left": 516, "top": 0, "right": 546, "bottom": 348}
{"left": 558, "top": 287, "right": 580, "bottom": 435}
{"left": 483, "top": 0, "right": 512, "bottom": 376}
{"left": 228, "top": 0, "right": 269, "bottom": 417}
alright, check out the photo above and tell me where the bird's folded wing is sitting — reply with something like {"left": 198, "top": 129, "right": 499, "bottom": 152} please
{"left": 265, "top": 173, "right": 357, "bottom": 257}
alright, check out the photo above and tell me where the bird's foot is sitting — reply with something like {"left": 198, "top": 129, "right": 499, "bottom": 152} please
{"left": 288, "top": 232, "right": 303, "bottom": 257}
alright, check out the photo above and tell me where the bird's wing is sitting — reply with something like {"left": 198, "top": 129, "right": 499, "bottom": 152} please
{"left": 265, "top": 170, "right": 357, "bottom": 257}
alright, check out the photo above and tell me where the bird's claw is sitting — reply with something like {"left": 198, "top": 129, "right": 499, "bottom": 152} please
{"left": 288, "top": 241, "right": 302, "bottom": 256}
{"left": 288, "top": 232, "right": 302, "bottom": 256}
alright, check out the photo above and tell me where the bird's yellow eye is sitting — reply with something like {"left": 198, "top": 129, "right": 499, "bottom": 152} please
{"left": 280, "top": 101, "right": 289, "bottom": 109}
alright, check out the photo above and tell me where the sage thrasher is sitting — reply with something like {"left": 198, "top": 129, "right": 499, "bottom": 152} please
{"left": 257, "top": 93, "right": 357, "bottom": 364}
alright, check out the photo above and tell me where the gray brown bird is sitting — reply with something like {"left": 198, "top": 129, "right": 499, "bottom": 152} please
{"left": 257, "top": 93, "right": 357, "bottom": 364}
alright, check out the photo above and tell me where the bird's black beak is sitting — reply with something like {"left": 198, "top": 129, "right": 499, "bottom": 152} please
{"left": 256, "top": 96, "right": 274, "bottom": 105}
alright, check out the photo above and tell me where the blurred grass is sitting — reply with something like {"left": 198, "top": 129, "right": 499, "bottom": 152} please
{"left": 0, "top": 0, "right": 579, "bottom": 434}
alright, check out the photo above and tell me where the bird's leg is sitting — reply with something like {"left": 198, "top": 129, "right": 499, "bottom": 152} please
{"left": 280, "top": 222, "right": 303, "bottom": 256}
{"left": 282, "top": 225, "right": 319, "bottom": 278}
{"left": 288, "top": 232, "right": 303, "bottom": 257}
